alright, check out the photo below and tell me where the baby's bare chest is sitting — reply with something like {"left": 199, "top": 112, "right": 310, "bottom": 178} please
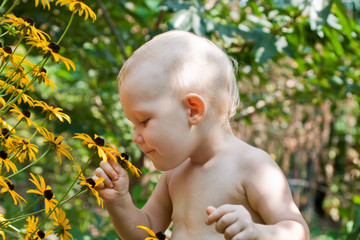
{"left": 168, "top": 163, "right": 250, "bottom": 226}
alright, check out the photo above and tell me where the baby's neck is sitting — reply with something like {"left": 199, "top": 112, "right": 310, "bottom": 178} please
{"left": 189, "top": 122, "right": 235, "bottom": 165}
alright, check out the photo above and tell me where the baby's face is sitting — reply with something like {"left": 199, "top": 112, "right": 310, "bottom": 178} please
{"left": 119, "top": 64, "right": 195, "bottom": 171}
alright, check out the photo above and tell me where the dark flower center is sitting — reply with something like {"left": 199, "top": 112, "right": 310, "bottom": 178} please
{"left": 22, "top": 139, "right": 29, "bottom": 145}
{"left": 3, "top": 46, "right": 12, "bottom": 54}
{"left": 156, "top": 232, "right": 166, "bottom": 240}
{"left": 22, "top": 109, "right": 31, "bottom": 118}
{"left": 54, "top": 137, "right": 62, "bottom": 144}
{"left": 6, "top": 181, "right": 14, "bottom": 190}
{"left": 37, "top": 230, "right": 45, "bottom": 239}
{"left": 44, "top": 189, "right": 54, "bottom": 200}
{"left": 118, "top": 158, "right": 127, "bottom": 169}
{"left": 48, "top": 42, "right": 60, "bottom": 53}
{"left": 24, "top": 17, "right": 34, "bottom": 26}
{"left": 86, "top": 178, "right": 96, "bottom": 188}
{"left": 48, "top": 103, "right": 57, "bottom": 108}
{"left": 0, "top": 150, "right": 8, "bottom": 159}
{"left": 2, "top": 128, "right": 10, "bottom": 139}
{"left": 0, "top": 42, "right": 2, "bottom": 48}
{"left": 40, "top": 68, "right": 47, "bottom": 73}
{"left": 121, "top": 153, "right": 129, "bottom": 160}
{"left": 94, "top": 136, "right": 105, "bottom": 146}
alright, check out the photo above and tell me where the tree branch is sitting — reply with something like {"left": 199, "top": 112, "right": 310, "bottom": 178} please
{"left": 95, "top": 0, "right": 128, "bottom": 60}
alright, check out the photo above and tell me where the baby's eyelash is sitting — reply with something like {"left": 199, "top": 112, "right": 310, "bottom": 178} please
{"left": 140, "top": 119, "right": 149, "bottom": 125}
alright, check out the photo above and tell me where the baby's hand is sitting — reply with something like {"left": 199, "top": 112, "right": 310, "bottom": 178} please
{"left": 205, "top": 204, "right": 257, "bottom": 240}
{"left": 92, "top": 154, "right": 130, "bottom": 202}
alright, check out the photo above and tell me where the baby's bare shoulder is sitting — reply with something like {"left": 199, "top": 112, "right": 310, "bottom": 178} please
{"left": 230, "top": 139, "right": 274, "bottom": 167}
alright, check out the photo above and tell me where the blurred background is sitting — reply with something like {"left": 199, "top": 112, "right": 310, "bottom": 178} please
{"left": 3, "top": 0, "right": 360, "bottom": 239}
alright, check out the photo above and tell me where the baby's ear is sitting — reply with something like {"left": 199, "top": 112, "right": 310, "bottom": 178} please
{"left": 184, "top": 93, "right": 206, "bottom": 125}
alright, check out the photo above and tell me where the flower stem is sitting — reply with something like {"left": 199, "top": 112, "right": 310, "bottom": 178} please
{"left": 0, "top": 0, "right": 20, "bottom": 21}
{"left": 7, "top": 148, "right": 52, "bottom": 179}
{"left": 57, "top": 12, "right": 75, "bottom": 44}
{"left": 0, "top": 0, "right": 8, "bottom": 13}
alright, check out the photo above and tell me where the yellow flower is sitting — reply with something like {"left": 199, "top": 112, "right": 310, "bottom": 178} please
{"left": 55, "top": 0, "right": 97, "bottom": 22}
{"left": 52, "top": 208, "right": 73, "bottom": 240}
{"left": 26, "top": 38, "right": 75, "bottom": 71}
{"left": 34, "top": 100, "right": 71, "bottom": 123}
{"left": 73, "top": 162, "right": 104, "bottom": 208}
{"left": 31, "top": 66, "right": 57, "bottom": 91}
{"left": 23, "top": 215, "right": 53, "bottom": 240}
{"left": 108, "top": 143, "right": 142, "bottom": 177}
{"left": 9, "top": 105, "right": 36, "bottom": 127}
{"left": 0, "top": 117, "right": 13, "bottom": 132}
{"left": 111, "top": 146, "right": 142, "bottom": 178}
{"left": 137, "top": 226, "right": 168, "bottom": 240}
{"left": 3, "top": 14, "right": 50, "bottom": 41}
{"left": 0, "top": 176, "right": 26, "bottom": 206}
{"left": 0, "top": 214, "right": 6, "bottom": 239}
{"left": 73, "top": 133, "right": 115, "bottom": 162}
{"left": 0, "top": 150, "right": 17, "bottom": 173}
{"left": 8, "top": 135, "right": 38, "bottom": 162}
{"left": 37, "top": 126, "right": 73, "bottom": 165}
{"left": 35, "top": 0, "right": 51, "bottom": 10}
{"left": 5, "top": 85, "right": 35, "bottom": 107}
{"left": 27, "top": 173, "right": 58, "bottom": 215}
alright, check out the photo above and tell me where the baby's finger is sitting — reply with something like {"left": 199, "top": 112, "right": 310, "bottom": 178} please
{"left": 215, "top": 211, "right": 238, "bottom": 235}
{"left": 100, "top": 160, "right": 119, "bottom": 182}
{"left": 223, "top": 220, "right": 244, "bottom": 240}
{"left": 205, "top": 204, "right": 235, "bottom": 225}
{"left": 95, "top": 166, "right": 114, "bottom": 189}
{"left": 91, "top": 175, "right": 105, "bottom": 189}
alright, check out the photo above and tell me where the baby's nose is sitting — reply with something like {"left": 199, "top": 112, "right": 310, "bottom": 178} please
{"left": 132, "top": 129, "right": 144, "bottom": 144}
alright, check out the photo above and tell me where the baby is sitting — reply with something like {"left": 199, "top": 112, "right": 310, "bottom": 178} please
{"left": 93, "top": 30, "right": 310, "bottom": 240}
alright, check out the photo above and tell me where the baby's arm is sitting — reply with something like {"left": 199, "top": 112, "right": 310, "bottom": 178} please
{"left": 93, "top": 157, "right": 172, "bottom": 240}
{"left": 206, "top": 150, "right": 310, "bottom": 240}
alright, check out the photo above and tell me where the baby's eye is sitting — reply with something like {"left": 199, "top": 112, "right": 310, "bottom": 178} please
{"left": 140, "top": 119, "right": 149, "bottom": 126}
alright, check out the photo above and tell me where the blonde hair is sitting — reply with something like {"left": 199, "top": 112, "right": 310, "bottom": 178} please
{"left": 118, "top": 30, "right": 239, "bottom": 123}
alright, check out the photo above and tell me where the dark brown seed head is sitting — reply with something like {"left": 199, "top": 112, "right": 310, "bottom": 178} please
{"left": 37, "top": 230, "right": 45, "bottom": 239}
{"left": 156, "top": 232, "right": 166, "bottom": 240}
{"left": 86, "top": 178, "right": 96, "bottom": 188}
{"left": 22, "top": 109, "right": 31, "bottom": 118}
{"left": 121, "top": 153, "right": 129, "bottom": 160}
{"left": 44, "top": 189, "right": 54, "bottom": 200}
{"left": 48, "top": 42, "right": 60, "bottom": 53}
{"left": 6, "top": 181, "right": 14, "bottom": 190}
{"left": 3, "top": 46, "right": 12, "bottom": 54}
{"left": 0, "top": 150, "right": 8, "bottom": 159}
{"left": 94, "top": 136, "right": 105, "bottom": 146}
{"left": 24, "top": 17, "right": 34, "bottom": 26}
{"left": 2, "top": 128, "right": 10, "bottom": 139}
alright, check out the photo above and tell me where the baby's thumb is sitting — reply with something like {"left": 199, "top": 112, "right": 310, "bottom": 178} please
{"left": 205, "top": 206, "right": 216, "bottom": 225}
{"left": 206, "top": 206, "right": 216, "bottom": 215}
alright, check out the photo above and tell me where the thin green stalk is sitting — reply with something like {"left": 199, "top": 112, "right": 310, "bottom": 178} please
{"left": 7, "top": 148, "right": 52, "bottom": 179}
{"left": 0, "top": 0, "right": 8, "bottom": 13}
{"left": 13, "top": 198, "right": 43, "bottom": 219}
{"left": 0, "top": 0, "right": 20, "bottom": 21}
{"left": 29, "top": 117, "right": 48, "bottom": 141}
{"left": 0, "top": 30, "right": 9, "bottom": 38}
{"left": 57, "top": 12, "right": 75, "bottom": 44}
{"left": 2, "top": 189, "right": 88, "bottom": 227}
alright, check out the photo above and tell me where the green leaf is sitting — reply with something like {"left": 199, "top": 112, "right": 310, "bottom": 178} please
{"left": 323, "top": 26, "right": 345, "bottom": 56}
{"left": 251, "top": 30, "right": 277, "bottom": 64}
{"left": 168, "top": 9, "right": 193, "bottom": 31}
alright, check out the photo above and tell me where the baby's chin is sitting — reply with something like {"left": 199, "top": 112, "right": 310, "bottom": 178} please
{"left": 152, "top": 158, "right": 189, "bottom": 172}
